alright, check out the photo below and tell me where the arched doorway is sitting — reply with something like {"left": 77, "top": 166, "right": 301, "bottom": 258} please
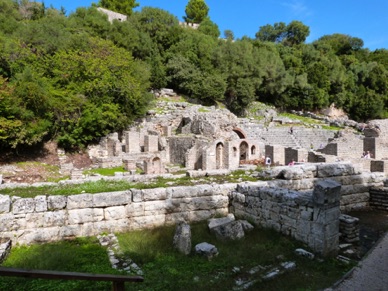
{"left": 152, "top": 157, "right": 161, "bottom": 174}
{"left": 216, "top": 142, "right": 224, "bottom": 169}
{"left": 239, "top": 141, "right": 249, "bottom": 162}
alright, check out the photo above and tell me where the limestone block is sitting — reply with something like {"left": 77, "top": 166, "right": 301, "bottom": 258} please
{"left": 131, "top": 189, "right": 142, "bottom": 202}
{"left": 142, "top": 188, "right": 167, "bottom": 201}
{"left": 125, "top": 202, "right": 144, "bottom": 217}
{"left": 104, "top": 206, "right": 126, "bottom": 220}
{"left": 67, "top": 194, "right": 93, "bottom": 210}
{"left": 173, "top": 222, "right": 192, "bottom": 255}
{"left": 12, "top": 198, "right": 35, "bottom": 214}
{"left": 48, "top": 195, "right": 67, "bottom": 210}
{"left": 0, "top": 195, "right": 10, "bottom": 213}
{"left": 93, "top": 191, "right": 131, "bottom": 207}
{"left": 34, "top": 195, "right": 47, "bottom": 212}
{"left": 231, "top": 191, "right": 246, "bottom": 204}
{"left": 277, "top": 167, "right": 305, "bottom": 180}
{"left": 25, "top": 213, "right": 45, "bottom": 228}
{"left": 341, "top": 192, "right": 369, "bottom": 206}
{"left": 60, "top": 225, "right": 82, "bottom": 239}
{"left": 0, "top": 213, "right": 14, "bottom": 232}
{"left": 195, "top": 242, "right": 218, "bottom": 260}
{"left": 195, "top": 184, "right": 215, "bottom": 197}
{"left": 212, "top": 183, "right": 238, "bottom": 195}
{"left": 68, "top": 208, "right": 104, "bottom": 224}
{"left": 316, "top": 163, "right": 356, "bottom": 177}
{"left": 43, "top": 210, "right": 67, "bottom": 227}
{"left": 21, "top": 227, "right": 61, "bottom": 244}
{"left": 167, "top": 186, "right": 198, "bottom": 199}
{"left": 144, "top": 201, "right": 169, "bottom": 216}
{"left": 208, "top": 214, "right": 235, "bottom": 230}
{"left": 188, "top": 210, "right": 215, "bottom": 222}
{"left": 165, "top": 212, "right": 190, "bottom": 224}
{"left": 183, "top": 196, "right": 228, "bottom": 211}
{"left": 92, "top": 219, "right": 129, "bottom": 234}
{"left": 212, "top": 220, "right": 245, "bottom": 241}
{"left": 130, "top": 214, "right": 166, "bottom": 229}
{"left": 313, "top": 179, "right": 341, "bottom": 205}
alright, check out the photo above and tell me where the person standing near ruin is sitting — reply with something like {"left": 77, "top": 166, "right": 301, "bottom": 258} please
{"left": 265, "top": 156, "right": 271, "bottom": 168}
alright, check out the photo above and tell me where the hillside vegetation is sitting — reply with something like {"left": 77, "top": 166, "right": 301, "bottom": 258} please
{"left": 0, "top": 0, "right": 387, "bottom": 152}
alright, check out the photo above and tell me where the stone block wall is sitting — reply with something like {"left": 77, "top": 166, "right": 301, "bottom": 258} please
{"left": 369, "top": 187, "right": 388, "bottom": 211}
{"left": 0, "top": 162, "right": 384, "bottom": 256}
{"left": 0, "top": 184, "right": 234, "bottom": 246}
{"left": 231, "top": 179, "right": 341, "bottom": 256}
{"left": 258, "top": 162, "right": 385, "bottom": 212}
{"left": 168, "top": 136, "right": 196, "bottom": 165}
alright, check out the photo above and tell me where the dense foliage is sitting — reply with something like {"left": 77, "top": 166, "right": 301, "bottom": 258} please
{"left": 0, "top": 0, "right": 387, "bottom": 151}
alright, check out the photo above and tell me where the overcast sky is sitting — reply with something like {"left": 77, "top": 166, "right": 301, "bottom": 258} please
{"left": 44, "top": 0, "right": 388, "bottom": 51}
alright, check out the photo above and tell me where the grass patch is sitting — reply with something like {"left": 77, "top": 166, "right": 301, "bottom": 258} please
{"left": 117, "top": 223, "right": 355, "bottom": 290}
{"left": 1, "top": 169, "right": 262, "bottom": 198}
{"left": 2, "top": 224, "right": 353, "bottom": 290}
{"left": 0, "top": 179, "right": 135, "bottom": 198}
{"left": 0, "top": 237, "right": 125, "bottom": 290}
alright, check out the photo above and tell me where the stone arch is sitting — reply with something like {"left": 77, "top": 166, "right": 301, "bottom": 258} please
{"left": 239, "top": 141, "right": 249, "bottom": 161}
{"left": 216, "top": 142, "right": 224, "bottom": 169}
{"left": 151, "top": 157, "right": 161, "bottom": 174}
{"left": 233, "top": 128, "right": 247, "bottom": 139}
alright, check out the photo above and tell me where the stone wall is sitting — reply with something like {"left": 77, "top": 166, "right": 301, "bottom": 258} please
{"left": 231, "top": 180, "right": 341, "bottom": 256}
{"left": 0, "top": 162, "right": 385, "bottom": 256}
{"left": 256, "top": 162, "right": 385, "bottom": 212}
{"left": 0, "top": 184, "right": 234, "bottom": 246}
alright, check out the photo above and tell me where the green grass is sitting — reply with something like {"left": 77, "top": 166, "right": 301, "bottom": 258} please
{"left": 1, "top": 169, "right": 261, "bottom": 198}
{"left": 1, "top": 224, "right": 355, "bottom": 290}
{"left": 116, "top": 223, "right": 354, "bottom": 291}
{"left": 0, "top": 237, "right": 125, "bottom": 291}
{"left": 278, "top": 113, "right": 342, "bottom": 131}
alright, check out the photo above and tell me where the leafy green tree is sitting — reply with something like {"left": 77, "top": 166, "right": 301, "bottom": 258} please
{"left": 184, "top": 0, "right": 209, "bottom": 24}
{"left": 129, "top": 7, "right": 181, "bottom": 54}
{"left": 98, "top": 0, "right": 139, "bottom": 16}
{"left": 198, "top": 17, "right": 220, "bottom": 38}
{"left": 256, "top": 21, "right": 309, "bottom": 46}
{"left": 314, "top": 33, "right": 364, "bottom": 55}
{"left": 224, "top": 30, "right": 234, "bottom": 41}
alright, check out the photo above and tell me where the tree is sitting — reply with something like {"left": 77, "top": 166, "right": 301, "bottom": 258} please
{"left": 98, "top": 0, "right": 138, "bottom": 16}
{"left": 184, "top": 0, "right": 209, "bottom": 24}
{"left": 198, "top": 17, "right": 220, "bottom": 38}
{"left": 256, "top": 21, "right": 309, "bottom": 46}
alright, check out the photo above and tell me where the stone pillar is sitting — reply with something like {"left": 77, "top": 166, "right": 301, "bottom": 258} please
{"left": 311, "top": 179, "right": 341, "bottom": 256}
{"left": 123, "top": 159, "right": 136, "bottom": 171}
{"left": 144, "top": 135, "right": 159, "bottom": 152}
{"left": 163, "top": 126, "right": 172, "bottom": 137}
{"left": 124, "top": 131, "right": 140, "bottom": 153}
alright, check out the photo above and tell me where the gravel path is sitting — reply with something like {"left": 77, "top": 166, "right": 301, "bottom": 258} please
{"left": 333, "top": 232, "right": 388, "bottom": 291}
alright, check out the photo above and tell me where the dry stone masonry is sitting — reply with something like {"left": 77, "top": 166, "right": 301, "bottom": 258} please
{"left": 0, "top": 162, "right": 384, "bottom": 256}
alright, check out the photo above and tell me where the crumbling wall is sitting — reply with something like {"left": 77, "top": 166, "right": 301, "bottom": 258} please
{"left": 231, "top": 180, "right": 341, "bottom": 256}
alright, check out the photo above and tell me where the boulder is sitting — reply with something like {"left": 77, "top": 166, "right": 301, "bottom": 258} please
{"left": 195, "top": 242, "right": 218, "bottom": 260}
{"left": 211, "top": 220, "right": 245, "bottom": 241}
{"left": 173, "top": 222, "right": 192, "bottom": 255}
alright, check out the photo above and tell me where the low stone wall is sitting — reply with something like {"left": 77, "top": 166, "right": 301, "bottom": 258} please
{"left": 231, "top": 180, "right": 341, "bottom": 256}
{"left": 369, "top": 187, "right": 388, "bottom": 210}
{"left": 0, "top": 162, "right": 385, "bottom": 256}
{"left": 257, "top": 162, "right": 385, "bottom": 212}
{"left": 0, "top": 184, "right": 234, "bottom": 245}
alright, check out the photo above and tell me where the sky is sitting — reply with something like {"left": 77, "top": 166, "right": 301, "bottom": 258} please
{"left": 43, "top": 0, "right": 388, "bottom": 51}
